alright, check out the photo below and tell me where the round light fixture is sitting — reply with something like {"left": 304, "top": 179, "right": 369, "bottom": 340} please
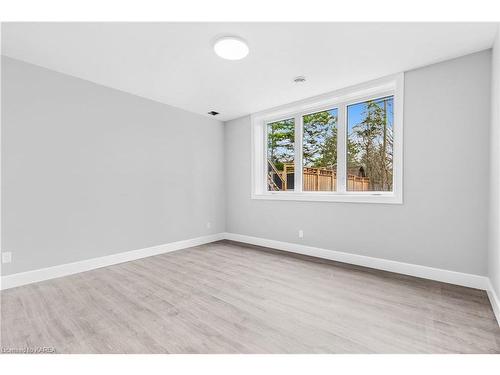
{"left": 213, "top": 36, "right": 249, "bottom": 60}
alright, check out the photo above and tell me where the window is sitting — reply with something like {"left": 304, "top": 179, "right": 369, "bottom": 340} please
{"left": 251, "top": 74, "right": 403, "bottom": 203}
{"left": 302, "top": 109, "right": 338, "bottom": 192}
{"left": 347, "top": 97, "right": 393, "bottom": 192}
{"left": 267, "top": 118, "right": 295, "bottom": 191}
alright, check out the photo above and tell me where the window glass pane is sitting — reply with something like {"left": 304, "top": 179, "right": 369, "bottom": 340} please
{"left": 267, "top": 118, "right": 295, "bottom": 191}
{"left": 347, "top": 96, "right": 394, "bottom": 191}
{"left": 302, "top": 109, "right": 338, "bottom": 191}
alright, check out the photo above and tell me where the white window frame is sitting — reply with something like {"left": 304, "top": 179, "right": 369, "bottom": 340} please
{"left": 251, "top": 73, "right": 404, "bottom": 204}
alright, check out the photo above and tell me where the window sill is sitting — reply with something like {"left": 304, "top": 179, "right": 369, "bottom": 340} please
{"left": 251, "top": 192, "right": 403, "bottom": 204}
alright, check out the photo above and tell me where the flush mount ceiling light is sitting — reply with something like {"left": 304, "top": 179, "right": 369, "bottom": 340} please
{"left": 213, "top": 36, "right": 249, "bottom": 60}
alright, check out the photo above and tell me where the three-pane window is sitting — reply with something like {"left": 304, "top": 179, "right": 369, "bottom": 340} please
{"left": 252, "top": 74, "right": 403, "bottom": 203}
{"left": 265, "top": 96, "right": 394, "bottom": 194}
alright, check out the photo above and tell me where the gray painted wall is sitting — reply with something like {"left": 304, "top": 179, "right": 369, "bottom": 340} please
{"left": 489, "top": 29, "right": 500, "bottom": 295}
{"left": 225, "top": 51, "right": 491, "bottom": 276}
{"left": 1, "top": 56, "right": 225, "bottom": 275}
{"left": 1, "top": 50, "right": 493, "bottom": 278}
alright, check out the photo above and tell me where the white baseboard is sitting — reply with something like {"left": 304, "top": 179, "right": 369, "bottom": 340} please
{"left": 2, "top": 231, "right": 498, "bottom": 326}
{"left": 0, "top": 231, "right": 492, "bottom": 300}
{"left": 227, "top": 230, "right": 499, "bottom": 326}
{"left": 2, "top": 232, "right": 489, "bottom": 291}
{"left": 0, "top": 233, "right": 224, "bottom": 290}
{"left": 486, "top": 280, "right": 500, "bottom": 327}
{"left": 223, "top": 232, "right": 490, "bottom": 291}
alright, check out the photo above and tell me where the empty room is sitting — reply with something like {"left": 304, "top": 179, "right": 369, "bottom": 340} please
{"left": 2, "top": 14, "right": 500, "bottom": 365}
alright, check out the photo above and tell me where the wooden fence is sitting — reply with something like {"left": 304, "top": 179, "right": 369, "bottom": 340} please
{"left": 269, "top": 161, "right": 370, "bottom": 191}
{"left": 347, "top": 174, "right": 370, "bottom": 191}
{"left": 303, "top": 166, "right": 336, "bottom": 191}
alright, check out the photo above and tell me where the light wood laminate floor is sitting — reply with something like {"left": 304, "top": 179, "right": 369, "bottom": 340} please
{"left": 1, "top": 240, "right": 500, "bottom": 353}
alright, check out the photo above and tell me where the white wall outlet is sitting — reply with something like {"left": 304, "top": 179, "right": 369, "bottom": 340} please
{"left": 206, "top": 222, "right": 211, "bottom": 229}
{"left": 298, "top": 230, "right": 304, "bottom": 239}
{"left": 2, "top": 252, "right": 12, "bottom": 264}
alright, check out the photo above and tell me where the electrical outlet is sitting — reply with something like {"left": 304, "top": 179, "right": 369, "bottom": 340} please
{"left": 298, "top": 230, "right": 304, "bottom": 239}
{"left": 206, "top": 222, "right": 211, "bottom": 229}
{"left": 2, "top": 252, "right": 12, "bottom": 264}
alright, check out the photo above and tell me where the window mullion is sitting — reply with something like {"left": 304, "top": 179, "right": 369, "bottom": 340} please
{"left": 337, "top": 104, "right": 347, "bottom": 193}
{"left": 294, "top": 114, "right": 303, "bottom": 193}
{"left": 262, "top": 120, "right": 268, "bottom": 194}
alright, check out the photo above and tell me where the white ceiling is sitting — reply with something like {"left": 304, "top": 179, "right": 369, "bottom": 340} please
{"left": 2, "top": 22, "right": 498, "bottom": 121}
